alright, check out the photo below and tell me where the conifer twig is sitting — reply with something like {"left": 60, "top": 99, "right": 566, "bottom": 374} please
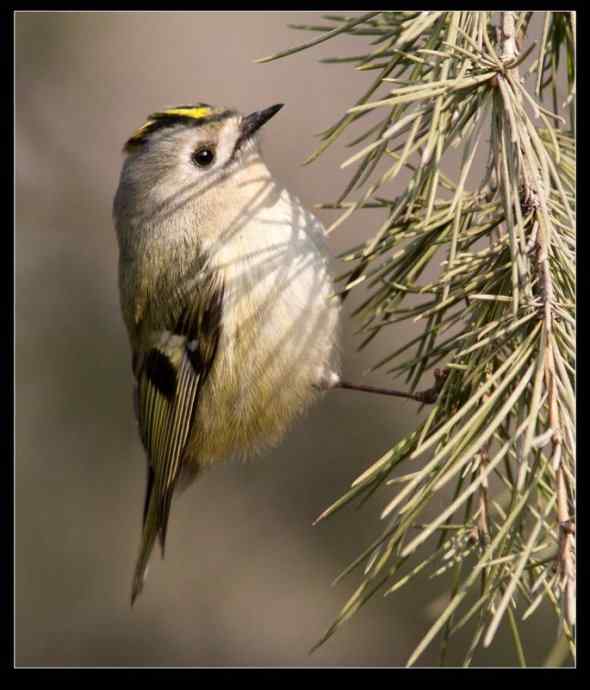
{"left": 260, "top": 10, "right": 575, "bottom": 666}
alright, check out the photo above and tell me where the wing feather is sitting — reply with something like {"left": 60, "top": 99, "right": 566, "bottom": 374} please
{"left": 130, "top": 273, "right": 224, "bottom": 604}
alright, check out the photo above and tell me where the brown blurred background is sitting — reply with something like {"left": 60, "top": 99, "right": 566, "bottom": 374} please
{"left": 16, "top": 12, "right": 562, "bottom": 667}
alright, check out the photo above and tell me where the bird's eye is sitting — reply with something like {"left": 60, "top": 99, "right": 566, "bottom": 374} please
{"left": 192, "top": 146, "right": 215, "bottom": 168}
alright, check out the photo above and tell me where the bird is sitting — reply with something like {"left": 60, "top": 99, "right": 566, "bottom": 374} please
{"left": 113, "top": 102, "right": 341, "bottom": 604}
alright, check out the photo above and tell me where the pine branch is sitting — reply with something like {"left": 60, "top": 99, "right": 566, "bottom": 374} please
{"left": 260, "top": 10, "right": 575, "bottom": 667}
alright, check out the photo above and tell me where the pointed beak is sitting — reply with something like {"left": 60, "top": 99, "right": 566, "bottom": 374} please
{"left": 239, "top": 104, "right": 284, "bottom": 142}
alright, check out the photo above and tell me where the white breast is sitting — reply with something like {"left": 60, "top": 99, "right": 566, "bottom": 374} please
{"left": 192, "top": 182, "right": 340, "bottom": 462}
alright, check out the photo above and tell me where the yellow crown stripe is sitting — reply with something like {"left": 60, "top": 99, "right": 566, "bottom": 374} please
{"left": 161, "top": 106, "right": 212, "bottom": 120}
{"left": 125, "top": 106, "right": 215, "bottom": 149}
{"left": 128, "top": 121, "right": 155, "bottom": 141}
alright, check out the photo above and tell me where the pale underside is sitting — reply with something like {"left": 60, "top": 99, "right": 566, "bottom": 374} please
{"left": 186, "top": 184, "right": 340, "bottom": 466}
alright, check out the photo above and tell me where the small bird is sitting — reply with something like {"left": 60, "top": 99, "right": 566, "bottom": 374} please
{"left": 113, "top": 103, "right": 341, "bottom": 603}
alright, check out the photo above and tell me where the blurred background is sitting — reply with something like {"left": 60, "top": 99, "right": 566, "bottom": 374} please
{"left": 16, "top": 12, "right": 563, "bottom": 667}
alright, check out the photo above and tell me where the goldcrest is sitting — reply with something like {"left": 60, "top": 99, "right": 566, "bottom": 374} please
{"left": 113, "top": 103, "right": 340, "bottom": 603}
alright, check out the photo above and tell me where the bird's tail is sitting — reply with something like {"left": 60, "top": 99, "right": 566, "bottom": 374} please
{"left": 130, "top": 467, "right": 173, "bottom": 606}
{"left": 131, "top": 525, "right": 158, "bottom": 606}
{"left": 130, "top": 493, "right": 159, "bottom": 606}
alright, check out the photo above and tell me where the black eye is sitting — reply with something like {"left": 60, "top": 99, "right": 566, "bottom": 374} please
{"left": 192, "top": 146, "right": 215, "bottom": 168}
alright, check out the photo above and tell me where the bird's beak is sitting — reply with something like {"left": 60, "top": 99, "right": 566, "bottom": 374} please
{"left": 239, "top": 104, "right": 284, "bottom": 141}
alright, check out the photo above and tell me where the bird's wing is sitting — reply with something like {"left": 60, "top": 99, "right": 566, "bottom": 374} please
{"left": 131, "top": 272, "right": 224, "bottom": 604}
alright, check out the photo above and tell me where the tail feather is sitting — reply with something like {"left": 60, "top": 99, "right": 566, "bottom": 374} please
{"left": 131, "top": 521, "right": 158, "bottom": 606}
{"left": 142, "top": 466, "right": 155, "bottom": 527}
{"left": 157, "top": 491, "right": 173, "bottom": 557}
{"left": 131, "top": 469, "right": 174, "bottom": 606}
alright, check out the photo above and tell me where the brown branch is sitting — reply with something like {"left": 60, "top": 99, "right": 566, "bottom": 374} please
{"left": 496, "top": 8, "right": 576, "bottom": 631}
{"left": 534, "top": 137, "right": 575, "bottom": 632}
{"left": 336, "top": 368, "right": 449, "bottom": 405}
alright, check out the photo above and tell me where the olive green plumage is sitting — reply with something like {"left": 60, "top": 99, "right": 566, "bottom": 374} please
{"left": 131, "top": 272, "right": 224, "bottom": 603}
